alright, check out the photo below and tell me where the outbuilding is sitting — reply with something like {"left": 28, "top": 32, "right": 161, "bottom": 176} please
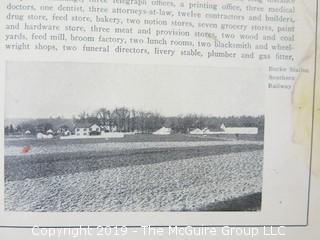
{"left": 153, "top": 127, "right": 172, "bottom": 135}
{"left": 189, "top": 128, "right": 204, "bottom": 135}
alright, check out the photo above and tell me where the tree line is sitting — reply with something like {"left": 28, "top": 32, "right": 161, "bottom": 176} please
{"left": 5, "top": 107, "right": 264, "bottom": 135}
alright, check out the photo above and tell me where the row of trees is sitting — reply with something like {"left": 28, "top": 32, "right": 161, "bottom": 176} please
{"left": 75, "top": 107, "right": 264, "bottom": 134}
{"left": 75, "top": 107, "right": 166, "bottom": 133}
{"left": 5, "top": 107, "right": 264, "bottom": 135}
{"left": 4, "top": 118, "right": 73, "bottom": 136}
{"left": 5, "top": 123, "right": 58, "bottom": 135}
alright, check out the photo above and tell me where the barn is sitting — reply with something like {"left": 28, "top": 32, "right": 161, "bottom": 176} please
{"left": 153, "top": 127, "right": 172, "bottom": 135}
{"left": 220, "top": 123, "right": 258, "bottom": 135}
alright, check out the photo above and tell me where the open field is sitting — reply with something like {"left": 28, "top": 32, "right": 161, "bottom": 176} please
{"left": 4, "top": 134, "right": 263, "bottom": 212}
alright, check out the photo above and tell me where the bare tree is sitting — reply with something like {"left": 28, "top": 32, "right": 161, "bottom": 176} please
{"left": 112, "top": 107, "right": 131, "bottom": 132}
{"left": 96, "top": 108, "right": 112, "bottom": 128}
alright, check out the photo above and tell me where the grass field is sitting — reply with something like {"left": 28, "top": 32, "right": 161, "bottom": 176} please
{"left": 4, "top": 134, "right": 263, "bottom": 212}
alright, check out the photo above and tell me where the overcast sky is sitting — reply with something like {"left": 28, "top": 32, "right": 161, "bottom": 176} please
{"left": 5, "top": 62, "right": 264, "bottom": 119}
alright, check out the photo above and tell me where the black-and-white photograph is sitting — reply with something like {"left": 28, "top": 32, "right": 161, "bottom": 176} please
{"left": 4, "top": 62, "right": 264, "bottom": 212}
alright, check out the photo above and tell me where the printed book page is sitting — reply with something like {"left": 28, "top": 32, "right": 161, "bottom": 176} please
{"left": 0, "top": 0, "right": 319, "bottom": 239}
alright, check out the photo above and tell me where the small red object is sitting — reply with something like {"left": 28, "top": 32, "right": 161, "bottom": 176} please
{"left": 21, "top": 145, "right": 31, "bottom": 153}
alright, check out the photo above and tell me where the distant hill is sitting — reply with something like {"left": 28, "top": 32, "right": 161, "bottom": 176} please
{"left": 5, "top": 118, "right": 74, "bottom": 129}
{"left": 5, "top": 118, "right": 32, "bottom": 127}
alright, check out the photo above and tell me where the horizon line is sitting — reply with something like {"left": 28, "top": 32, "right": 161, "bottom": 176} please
{"left": 5, "top": 114, "right": 265, "bottom": 120}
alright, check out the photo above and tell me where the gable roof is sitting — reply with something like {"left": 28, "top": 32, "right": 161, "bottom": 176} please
{"left": 74, "top": 122, "right": 91, "bottom": 129}
{"left": 153, "top": 127, "right": 171, "bottom": 134}
{"left": 75, "top": 122, "right": 103, "bottom": 129}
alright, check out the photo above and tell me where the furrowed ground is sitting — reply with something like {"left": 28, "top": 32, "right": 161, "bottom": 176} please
{"left": 4, "top": 134, "right": 263, "bottom": 212}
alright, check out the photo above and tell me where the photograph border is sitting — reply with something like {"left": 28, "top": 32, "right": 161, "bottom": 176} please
{"left": 0, "top": 0, "right": 318, "bottom": 228}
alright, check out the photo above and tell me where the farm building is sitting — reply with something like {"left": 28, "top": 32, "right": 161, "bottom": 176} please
{"left": 189, "top": 124, "right": 258, "bottom": 135}
{"left": 189, "top": 128, "right": 204, "bottom": 135}
{"left": 37, "top": 133, "right": 53, "bottom": 139}
{"left": 220, "top": 123, "right": 258, "bottom": 135}
{"left": 100, "top": 125, "right": 118, "bottom": 132}
{"left": 203, "top": 128, "right": 212, "bottom": 134}
{"left": 75, "top": 123, "right": 107, "bottom": 136}
{"left": 24, "top": 130, "right": 31, "bottom": 135}
{"left": 89, "top": 124, "right": 101, "bottom": 133}
{"left": 46, "top": 129, "right": 54, "bottom": 134}
{"left": 153, "top": 127, "right": 172, "bottom": 135}
{"left": 57, "top": 126, "right": 71, "bottom": 135}
{"left": 64, "top": 130, "right": 71, "bottom": 136}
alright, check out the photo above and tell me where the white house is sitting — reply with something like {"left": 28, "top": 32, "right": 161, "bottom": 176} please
{"left": 89, "top": 124, "right": 101, "bottom": 133}
{"left": 74, "top": 123, "right": 107, "bottom": 136}
{"left": 74, "top": 123, "right": 91, "bottom": 136}
{"left": 153, "top": 127, "right": 172, "bottom": 135}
